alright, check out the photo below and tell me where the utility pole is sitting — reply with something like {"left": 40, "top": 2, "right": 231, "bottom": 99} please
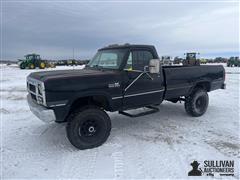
{"left": 72, "top": 48, "right": 75, "bottom": 60}
{"left": 72, "top": 48, "right": 75, "bottom": 70}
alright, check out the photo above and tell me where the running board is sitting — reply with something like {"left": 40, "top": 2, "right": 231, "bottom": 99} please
{"left": 119, "top": 106, "right": 159, "bottom": 118}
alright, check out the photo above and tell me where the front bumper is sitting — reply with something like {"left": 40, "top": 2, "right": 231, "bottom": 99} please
{"left": 27, "top": 94, "right": 56, "bottom": 123}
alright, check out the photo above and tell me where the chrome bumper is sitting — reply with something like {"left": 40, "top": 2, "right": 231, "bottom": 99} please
{"left": 27, "top": 94, "right": 56, "bottom": 123}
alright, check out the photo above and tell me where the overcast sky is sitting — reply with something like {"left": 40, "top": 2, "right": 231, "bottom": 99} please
{"left": 1, "top": 1, "right": 239, "bottom": 60}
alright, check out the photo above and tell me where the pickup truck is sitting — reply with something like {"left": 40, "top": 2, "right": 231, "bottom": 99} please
{"left": 27, "top": 44, "right": 225, "bottom": 150}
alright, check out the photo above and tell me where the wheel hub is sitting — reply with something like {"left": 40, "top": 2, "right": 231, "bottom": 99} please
{"left": 79, "top": 120, "right": 98, "bottom": 137}
{"left": 195, "top": 96, "right": 206, "bottom": 112}
{"left": 196, "top": 99, "right": 202, "bottom": 106}
{"left": 88, "top": 126, "right": 95, "bottom": 133}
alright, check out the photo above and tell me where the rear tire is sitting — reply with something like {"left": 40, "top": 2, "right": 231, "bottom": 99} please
{"left": 28, "top": 63, "right": 35, "bottom": 69}
{"left": 39, "top": 62, "right": 46, "bottom": 69}
{"left": 185, "top": 88, "right": 209, "bottom": 117}
{"left": 66, "top": 107, "right": 111, "bottom": 150}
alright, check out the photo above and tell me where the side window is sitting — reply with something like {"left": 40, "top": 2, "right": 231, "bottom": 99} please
{"left": 125, "top": 52, "right": 133, "bottom": 70}
{"left": 132, "top": 50, "right": 153, "bottom": 70}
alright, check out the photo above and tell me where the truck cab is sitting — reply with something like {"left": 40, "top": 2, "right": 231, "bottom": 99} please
{"left": 86, "top": 44, "right": 165, "bottom": 110}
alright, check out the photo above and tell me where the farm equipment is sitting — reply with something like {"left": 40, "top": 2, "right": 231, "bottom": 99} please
{"left": 18, "top": 54, "right": 55, "bottom": 69}
{"left": 56, "top": 59, "right": 79, "bottom": 66}
{"left": 227, "top": 57, "right": 240, "bottom": 67}
{"left": 67, "top": 59, "right": 77, "bottom": 66}
{"left": 182, "top": 52, "right": 200, "bottom": 66}
{"left": 200, "top": 58, "right": 207, "bottom": 64}
{"left": 173, "top": 56, "right": 183, "bottom": 64}
{"left": 161, "top": 56, "right": 172, "bottom": 66}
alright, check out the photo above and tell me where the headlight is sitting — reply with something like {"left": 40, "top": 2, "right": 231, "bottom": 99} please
{"left": 38, "top": 96, "right": 43, "bottom": 103}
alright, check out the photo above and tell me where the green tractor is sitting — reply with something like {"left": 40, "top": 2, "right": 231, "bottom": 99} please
{"left": 227, "top": 57, "right": 240, "bottom": 67}
{"left": 182, "top": 52, "right": 200, "bottom": 66}
{"left": 18, "top": 53, "right": 48, "bottom": 69}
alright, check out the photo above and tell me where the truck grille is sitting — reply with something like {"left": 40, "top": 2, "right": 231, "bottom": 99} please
{"left": 29, "top": 84, "right": 36, "bottom": 93}
{"left": 27, "top": 77, "right": 46, "bottom": 106}
{"left": 31, "top": 93, "right": 37, "bottom": 101}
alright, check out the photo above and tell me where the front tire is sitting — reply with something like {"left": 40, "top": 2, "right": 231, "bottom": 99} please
{"left": 66, "top": 107, "right": 111, "bottom": 150}
{"left": 20, "top": 63, "right": 26, "bottom": 69}
{"left": 185, "top": 88, "right": 209, "bottom": 117}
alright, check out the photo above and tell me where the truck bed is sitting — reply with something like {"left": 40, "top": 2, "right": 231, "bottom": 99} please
{"left": 162, "top": 65, "right": 225, "bottom": 100}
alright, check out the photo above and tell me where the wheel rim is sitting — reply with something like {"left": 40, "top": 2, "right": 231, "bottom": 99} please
{"left": 40, "top": 63, "right": 45, "bottom": 68}
{"left": 79, "top": 119, "right": 98, "bottom": 137}
{"left": 195, "top": 96, "right": 207, "bottom": 113}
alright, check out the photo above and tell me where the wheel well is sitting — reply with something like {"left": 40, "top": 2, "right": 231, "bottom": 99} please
{"left": 195, "top": 82, "right": 211, "bottom": 92}
{"left": 69, "top": 95, "right": 111, "bottom": 113}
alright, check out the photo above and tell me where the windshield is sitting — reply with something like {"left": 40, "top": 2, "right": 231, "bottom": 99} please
{"left": 88, "top": 49, "right": 127, "bottom": 70}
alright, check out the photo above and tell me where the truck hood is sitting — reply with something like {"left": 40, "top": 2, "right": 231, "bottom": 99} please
{"left": 28, "top": 68, "right": 121, "bottom": 92}
{"left": 29, "top": 69, "right": 112, "bottom": 81}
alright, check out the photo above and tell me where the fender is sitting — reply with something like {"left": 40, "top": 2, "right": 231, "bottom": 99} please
{"left": 52, "top": 91, "right": 115, "bottom": 123}
{"left": 68, "top": 90, "right": 115, "bottom": 110}
{"left": 188, "top": 79, "right": 211, "bottom": 95}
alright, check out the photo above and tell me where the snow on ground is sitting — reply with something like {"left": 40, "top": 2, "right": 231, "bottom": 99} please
{"left": 1, "top": 64, "right": 239, "bottom": 179}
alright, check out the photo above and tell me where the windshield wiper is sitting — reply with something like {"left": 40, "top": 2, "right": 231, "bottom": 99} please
{"left": 93, "top": 65, "right": 102, "bottom": 69}
{"left": 88, "top": 65, "right": 112, "bottom": 71}
{"left": 89, "top": 64, "right": 103, "bottom": 70}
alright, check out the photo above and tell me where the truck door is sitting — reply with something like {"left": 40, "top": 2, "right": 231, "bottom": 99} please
{"left": 122, "top": 49, "right": 165, "bottom": 109}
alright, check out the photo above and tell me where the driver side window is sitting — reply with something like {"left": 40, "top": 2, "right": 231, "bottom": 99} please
{"left": 125, "top": 50, "right": 153, "bottom": 71}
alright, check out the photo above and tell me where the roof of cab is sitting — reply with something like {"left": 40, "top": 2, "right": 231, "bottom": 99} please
{"left": 99, "top": 43, "right": 155, "bottom": 51}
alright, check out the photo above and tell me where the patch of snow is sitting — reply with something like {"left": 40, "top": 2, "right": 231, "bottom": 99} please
{"left": 1, "top": 65, "right": 239, "bottom": 179}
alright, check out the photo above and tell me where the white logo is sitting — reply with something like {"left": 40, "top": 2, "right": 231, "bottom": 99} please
{"left": 108, "top": 82, "right": 120, "bottom": 88}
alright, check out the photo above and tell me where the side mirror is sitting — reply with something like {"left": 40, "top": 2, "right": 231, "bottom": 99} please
{"left": 149, "top": 59, "right": 160, "bottom": 74}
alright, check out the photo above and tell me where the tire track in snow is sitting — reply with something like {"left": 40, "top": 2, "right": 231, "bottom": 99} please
{"left": 188, "top": 126, "right": 240, "bottom": 158}
{"left": 60, "top": 149, "right": 99, "bottom": 178}
{"left": 0, "top": 108, "right": 10, "bottom": 114}
{"left": 133, "top": 149, "right": 147, "bottom": 179}
{"left": 60, "top": 152, "right": 86, "bottom": 178}
{"left": 108, "top": 129, "right": 125, "bottom": 179}
{"left": 86, "top": 150, "right": 98, "bottom": 178}
{"left": 125, "top": 134, "right": 149, "bottom": 179}
{"left": 112, "top": 151, "right": 124, "bottom": 179}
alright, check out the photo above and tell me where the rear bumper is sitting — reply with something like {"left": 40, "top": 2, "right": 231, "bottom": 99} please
{"left": 27, "top": 94, "right": 56, "bottom": 123}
